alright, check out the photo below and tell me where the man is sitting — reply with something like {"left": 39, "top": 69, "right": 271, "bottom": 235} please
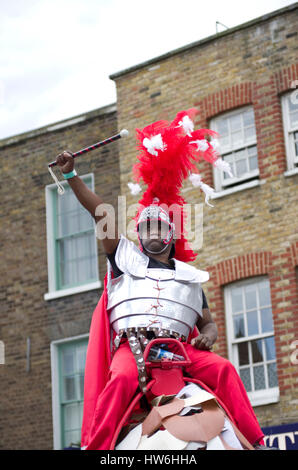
{"left": 54, "top": 109, "right": 267, "bottom": 450}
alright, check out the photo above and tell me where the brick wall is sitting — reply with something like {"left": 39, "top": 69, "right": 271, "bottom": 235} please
{"left": 111, "top": 5, "right": 298, "bottom": 429}
{"left": 0, "top": 105, "right": 119, "bottom": 449}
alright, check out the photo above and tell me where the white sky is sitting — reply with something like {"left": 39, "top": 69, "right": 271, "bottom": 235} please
{"left": 0, "top": 0, "right": 295, "bottom": 139}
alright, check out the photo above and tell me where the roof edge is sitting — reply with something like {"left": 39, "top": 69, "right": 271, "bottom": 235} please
{"left": 110, "top": 3, "right": 298, "bottom": 80}
{"left": 0, "top": 102, "right": 117, "bottom": 148}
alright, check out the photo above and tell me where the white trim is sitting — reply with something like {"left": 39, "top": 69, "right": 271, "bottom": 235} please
{"left": 248, "top": 387, "right": 279, "bottom": 407}
{"left": 281, "top": 93, "right": 298, "bottom": 171}
{"left": 44, "top": 173, "right": 101, "bottom": 299}
{"left": 211, "top": 178, "right": 265, "bottom": 200}
{"left": 51, "top": 334, "right": 89, "bottom": 450}
{"left": 284, "top": 167, "right": 298, "bottom": 177}
{"left": 44, "top": 280, "right": 102, "bottom": 301}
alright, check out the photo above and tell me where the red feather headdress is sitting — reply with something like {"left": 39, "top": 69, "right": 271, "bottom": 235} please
{"left": 127, "top": 109, "right": 232, "bottom": 262}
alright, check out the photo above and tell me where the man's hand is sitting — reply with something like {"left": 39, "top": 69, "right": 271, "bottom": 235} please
{"left": 55, "top": 150, "right": 74, "bottom": 174}
{"left": 191, "top": 333, "right": 213, "bottom": 351}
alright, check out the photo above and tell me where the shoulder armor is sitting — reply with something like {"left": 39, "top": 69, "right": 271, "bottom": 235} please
{"left": 115, "top": 234, "right": 209, "bottom": 283}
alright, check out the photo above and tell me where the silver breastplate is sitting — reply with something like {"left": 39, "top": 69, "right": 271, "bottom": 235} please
{"left": 108, "top": 268, "right": 203, "bottom": 339}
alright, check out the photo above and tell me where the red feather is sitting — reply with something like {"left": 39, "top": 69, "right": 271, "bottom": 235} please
{"left": 132, "top": 109, "right": 220, "bottom": 262}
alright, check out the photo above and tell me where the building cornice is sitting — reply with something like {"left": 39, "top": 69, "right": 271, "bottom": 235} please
{"left": 109, "top": 3, "right": 298, "bottom": 80}
{"left": 0, "top": 103, "right": 117, "bottom": 149}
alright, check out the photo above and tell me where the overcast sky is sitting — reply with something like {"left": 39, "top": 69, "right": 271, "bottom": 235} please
{"left": 0, "top": 0, "right": 295, "bottom": 140}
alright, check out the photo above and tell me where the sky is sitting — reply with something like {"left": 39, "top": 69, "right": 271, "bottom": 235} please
{"left": 0, "top": 0, "right": 295, "bottom": 140}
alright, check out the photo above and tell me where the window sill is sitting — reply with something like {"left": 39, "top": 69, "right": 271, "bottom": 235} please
{"left": 44, "top": 280, "right": 102, "bottom": 301}
{"left": 284, "top": 167, "right": 298, "bottom": 177}
{"left": 248, "top": 387, "right": 279, "bottom": 407}
{"left": 211, "top": 179, "right": 265, "bottom": 200}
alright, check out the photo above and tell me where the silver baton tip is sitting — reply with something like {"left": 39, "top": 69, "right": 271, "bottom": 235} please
{"left": 120, "top": 129, "right": 129, "bottom": 137}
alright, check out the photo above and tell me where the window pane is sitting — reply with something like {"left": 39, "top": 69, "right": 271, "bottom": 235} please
{"left": 79, "top": 374, "right": 85, "bottom": 400}
{"left": 245, "top": 284, "right": 257, "bottom": 310}
{"left": 247, "top": 310, "right": 259, "bottom": 336}
{"left": 230, "top": 114, "right": 242, "bottom": 131}
{"left": 288, "top": 96, "right": 298, "bottom": 126}
{"left": 238, "top": 342, "right": 249, "bottom": 366}
{"left": 249, "top": 155, "right": 258, "bottom": 171}
{"left": 290, "top": 111, "right": 298, "bottom": 127}
{"left": 64, "top": 403, "right": 79, "bottom": 430}
{"left": 265, "top": 337, "right": 276, "bottom": 361}
{"left": 59, "top": 233, "right": 96, "bottom": 287}
{"left": 268, "top": 363, "right": 278, "bottom": 388}
{"left": 253, "top": 365, "right": 265, "bottom": 390}
{"left": 231, "top": 287, "right": 243, "bottom": 313}
{"left": 60, "top": 237, "right": 75, "bottom": 264}
{"left": 64, "top": 376, "right": 76, "bottom": 401}
{"left": 64, "top": 429, "right": 81, "bottom": 448}
{"left": 252, "top": 339, "right": 263, "bottom": 363}
{"left": 76, "top": 233, "right": 93, "bottom": 258}
{"left": 243, "top": 109, "right": 255, "bottom": 127}
{"left": 261, "top": 307, "right": 274, "bottom": 333}
{"left": 232, "top": 131, "right": 243, "bottom": 146}
{"left": 63, "top": 351, "right": 74, "bottom": 375}
{"left": 59, "top": 341, "right": 88, "bottom": 448}
{"left": 77, "top": 259, "right": 91, "bottom": 283}
{"left": 217, "top": 118, "right": 229, "bottom": 136}
{"left": 258, "top": 281, "right": 271, "bottom": 306}
{"left": 244, "top": 126, "right": 255, "bottom": 141}
{"left": 79, "top": 401, "right": 84, "bottom": 425}
{"left": 236, "top": 159, "right": 247, "bottom": 176}
{"left": 234, "top": 314, "right": 245, "bottom": 338}
{"left": 288, "top": 95, "right": 298, "bottom": 112}
{"left": 240, "top": 368, "right": 251, "bottom": 392}
{"left": 77, "top": 348, "right": 87, "bottom": 373}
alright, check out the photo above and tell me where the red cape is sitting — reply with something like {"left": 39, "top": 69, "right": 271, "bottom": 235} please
{"left": 80, "top": 272, "right": 200, "bottom": 449}
{"left": 81, "top": 273, "right": 111, "bottom": 449}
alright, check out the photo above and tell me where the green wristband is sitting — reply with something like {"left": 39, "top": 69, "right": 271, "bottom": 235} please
{"left": 63, "top": 169, "right": 77, "bottom": 180}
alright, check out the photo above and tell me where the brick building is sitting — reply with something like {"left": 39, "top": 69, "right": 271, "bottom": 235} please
{"left": 0, "top": 3, "right": 297, "bottom": 449}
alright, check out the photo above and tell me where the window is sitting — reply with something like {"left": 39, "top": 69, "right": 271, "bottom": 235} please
{"left": 45, "top": 174, "right": 101, "bottom": 299}
{"left": 224, "top": 277, "right": 279, "bottom": 406}
{"left": 211, "top": 107, "right": 258, "bottom": 191}
{"left": 282, "top": 92, "right": 298, "bottom": 172}
{"left": 51, "top": 336, "right": 88, "bottom": 449}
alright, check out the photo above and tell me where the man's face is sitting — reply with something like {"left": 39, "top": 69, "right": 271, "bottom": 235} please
{"left": 138, "top": 219, "right": 172, "bottom": 254}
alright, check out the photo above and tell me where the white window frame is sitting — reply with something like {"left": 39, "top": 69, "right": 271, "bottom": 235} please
{"left": 210, "top": 106, "right": 259, "bottom": 192}
{"left": 44, "top": 173, "right": 101, "bottom": 300}
{"left": 224, "top": 277, "right": 279, "bottom": 407}
{"left": 51, "top": 334, "right": 89, "bottom": 450}
{"left": 281, "top": 91, "right": 298, "bottom": 176}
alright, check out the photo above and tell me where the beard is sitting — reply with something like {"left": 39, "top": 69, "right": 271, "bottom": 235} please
{"left": 141, "top": 237, "right": 170, "bottom": 255}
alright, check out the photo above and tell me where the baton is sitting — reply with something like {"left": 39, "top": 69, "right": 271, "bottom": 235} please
{"left": 48, "top": 129, "right": 129, "bottom": 167}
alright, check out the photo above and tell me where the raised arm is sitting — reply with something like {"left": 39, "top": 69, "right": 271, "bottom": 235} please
{"left": 55, "top": 150, "right": 119, "bottom": 254}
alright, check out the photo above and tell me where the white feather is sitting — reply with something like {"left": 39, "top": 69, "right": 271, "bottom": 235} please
{"left": 214, "top": 157, "right": 234, "bottom": 178}
{"left": 189, "top": 139, "right": 209, "bottom": 152}
{"left": 188, "top": 172, "right": 202, "bottom": 187}
{"left": 210, "top": 138, "right": 220, "bottom": 151}
{"left": 189, "top": 172, "right": 215, "bottom": 207}
{"left": 178, "top": 115, "right": 194, "bottom": 136}
{"left": 143, "top": 134, "right": 166, "bottom": 156}
{"left": 127, "top": 182, "right": 142, "bottom": 196}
